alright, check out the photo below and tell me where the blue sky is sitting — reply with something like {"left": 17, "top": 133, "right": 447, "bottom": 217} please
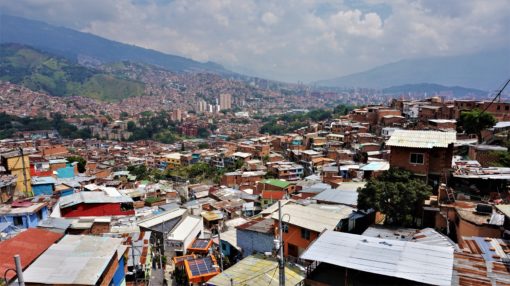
{"left": 1, "top": 0, "right": 508, "bottom": 82}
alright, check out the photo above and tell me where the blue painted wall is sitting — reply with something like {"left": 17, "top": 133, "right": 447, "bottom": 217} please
{"left": 60, "top": 188, "right": 75, "bottom": 197}
{"left": 0, "top": 206, "right": 49, "bottom": 229}
{"left": 111, "top": 254, "right": 126, "bottom": 286}
{"left": 56, "top": 166, "right": 75, "bottom": 179}
{"left": 237, "top": 229, "right": 274, "bottom": 257}
{"left": 32, "top": 184, "right": 54, "bottom": 196}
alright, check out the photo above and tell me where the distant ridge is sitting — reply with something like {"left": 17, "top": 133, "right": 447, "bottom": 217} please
{"left": 382, "top": 83, "right": 487, "bottom": 97}
{"left": 316, "top": 49, "right": 510, "bottom": 91}
{"left": 0, "top": 14, "right": 231, "bottom": 74}
{"left": 0, "top": 43, "right": 145, "bottom": 101}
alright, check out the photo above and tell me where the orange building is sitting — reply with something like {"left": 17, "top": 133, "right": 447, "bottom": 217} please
{"left": 271, "top": 203, "right": 355, "bottom": 257}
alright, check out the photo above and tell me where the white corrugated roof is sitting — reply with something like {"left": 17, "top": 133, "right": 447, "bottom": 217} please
{"left": 22, "top": 235, "right": 123, "bottom": 285}
{"left": 137, "top": 208, "right": 186, "bottom": 229}
{"left": 386, "top": 130, "right": 456, "bottom": 149}
{"left": 271, "top": 203, "right": 354, "bottom": 232}
{"left": 167, "top": 215, "right": 202, "bottom": 241}
{"left": 300, "top": 230, "right": 454, "bottom": 286}
{"left": 59, "top": 191, "right": 133, "bottom": 208}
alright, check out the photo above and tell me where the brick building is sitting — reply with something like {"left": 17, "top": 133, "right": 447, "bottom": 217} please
{"left": 386, "top": 130, "right": 456, "bottom": 182}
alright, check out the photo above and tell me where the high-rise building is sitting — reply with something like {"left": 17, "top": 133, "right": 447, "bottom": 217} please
{"left": 219, "top": 93, "right": 232, "bottom": 110}
{"left": 171, "top": 109, "right": 182, "bottom": 122}
{"left": 197, "top": 100, "right": 207, "bottom": 113}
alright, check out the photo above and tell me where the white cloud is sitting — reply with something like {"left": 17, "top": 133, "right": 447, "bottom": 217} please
{"left": 1, "top": 0, "right": 508, "bottom": 82}
{"left": 261, "top": 12, "right": 279, "bottom": 26}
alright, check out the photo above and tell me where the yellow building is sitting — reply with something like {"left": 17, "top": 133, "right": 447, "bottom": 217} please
{"left": 163, "top": 153, "right": 182, "bottom": 169}
{"left": 1, "top": 150, "right": 33, "bottom": 197}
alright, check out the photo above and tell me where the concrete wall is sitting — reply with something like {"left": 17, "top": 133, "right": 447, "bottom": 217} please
{"left": 237, "top": 229, "right": 274, "bottom": 257}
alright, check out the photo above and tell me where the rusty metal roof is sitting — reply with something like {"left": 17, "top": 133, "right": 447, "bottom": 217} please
{"left": 453, "top": 236, "right": 510, "bottom": 286}
{"left": 386, "top": 130, "right": 456, "bottom": 149}
{"left": 0, "top": 229, "right": 63, "bottom": 281}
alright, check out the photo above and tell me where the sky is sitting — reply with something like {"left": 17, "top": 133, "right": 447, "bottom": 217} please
{"left": 1, "top": 0, "right": 509, "bottom": 82}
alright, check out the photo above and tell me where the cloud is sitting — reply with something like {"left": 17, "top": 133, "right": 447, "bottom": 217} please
{"left": 1, "top": 0, "right": 508, "bottom": 82}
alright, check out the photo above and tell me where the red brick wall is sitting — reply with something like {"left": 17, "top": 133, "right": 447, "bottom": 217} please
{"left": 469, "top": 146, "right": 500, "bottom": 167}
{"left": 390, "top": 146, "right": 452, "bottom": 175}
{"left": 428, "top": 147, "right": 453, "bottom": 174}
{"left": 389, "top": 147, "right": 430, "bottom": 175}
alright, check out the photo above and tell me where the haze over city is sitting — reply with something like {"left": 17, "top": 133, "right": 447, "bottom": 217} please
{"left": 1, "top": 0, "right": 509, "bottom": 82}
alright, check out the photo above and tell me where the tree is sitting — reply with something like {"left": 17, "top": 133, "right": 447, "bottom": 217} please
{"left": 198, "top": 142, "right": 209, "bottom": 149}
{"left": 67, "top": 156, "right": 87, "bottom": 173}
{"left": 357, "top": 168, "right": 432, "bottom": 226}
{"left": 197, "top": 127, "right": 210, "bottom": 138}
{"left": 308, "top": 109, "right": 332, "bottom": 121}
{"left": 128, "top": 165, "right": 149, "bottom": 180}
{"left": 458, "top": 109, "right": 497, "bottom": 143}
{"left": 333, "top": 104, "right": 355, "bottom": 116}
{"left": 119, "top": 111, "right": 129, "bottom": 120}
{"left": 490, "top": 151, "right": 510, "bottom": 167}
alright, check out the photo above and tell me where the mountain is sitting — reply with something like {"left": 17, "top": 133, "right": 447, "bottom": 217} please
{"left": 316, "top": 49, "right": 510, "bottom": 91}
{"left": 0, "top": 43, "right": 145, "bottom": 101}
{"left": 382, "top": 83, "right": 487, "bottom": 97}
{"left": 0, "top": 14, "right": 230, "bottom": 74}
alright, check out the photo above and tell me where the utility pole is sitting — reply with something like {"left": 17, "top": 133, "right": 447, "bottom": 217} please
{"left": 14, "top": 255, "right": 25, "bottom": 286}
{"left": 278, "top": 201, "right": 285, "bottom": 286}
{"left": 18, "top": 148, "right": 29, "bottom": 197}
{"left": 217, "top": 226, "right": 223, "bottom": 271}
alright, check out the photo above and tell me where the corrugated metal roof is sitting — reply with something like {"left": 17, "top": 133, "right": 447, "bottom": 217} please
{"left": 496, "top": 204, "right": 510, "bottom": 217}
{"left": 261, "top": 179, "right": 291, "bottom": 189}
{"left": 360, "top": 161, "right": 390, "bottom": 172}
{"left": 260, "top": 200, "right": 291, "bottom": 215}
{"left": 300, "top": 230, "right": 453, "bottom": 286}
{"left": 0, "top": 229, "right": 63, "bottom": 281}
{"left": 59, "top": 191, "right": 133, "bottom": 208}
{"left": 313, "top": 189, "right": 358, "bottom": 206}
{"left": 207, "top": 254, "right": 304, "bottom": 286}
{"left": 386, "top": 130, "right": 456, "bottom": 149}
{"left": 270, "top": 203, "right": 354, "bottom": 233}
{"left": 167, "top": 215, "right": 202, "bottom": 241}
{"left": 201, "top": 210, "right": 224, "bottom": 221}
{"left": 453, "top": 236, "right": 510, "bottom": 285}
{"left": 137, "top": 208, "right": 186, "bottom": 229}
{"left": 362, "top": 226, "right": 458, "bottom": 251}
{"left": 22, "top": 235, "right": 122, "bottom": 285}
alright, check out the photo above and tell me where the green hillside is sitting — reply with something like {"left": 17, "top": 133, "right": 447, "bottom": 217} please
{"left": 0, "top": 44, "right": 145, "bottom": 101}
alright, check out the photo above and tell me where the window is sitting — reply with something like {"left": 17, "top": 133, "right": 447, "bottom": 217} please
{"left": 121, "top": 203, "right": 134, "bottom": 211}
{"left": 282, "top": 223, "right": 289, "bottom": 233}
{"left": 410, "top": 153, "right": 424, "bottom": 164}
{"left": 301, "top": 228, "right": 310, "bottom": 240}
{"left": 506, "top": 106, "right": 509, "bottom": 111}
{"left": 12, "top": 216, "right": 23, "bottom": 227}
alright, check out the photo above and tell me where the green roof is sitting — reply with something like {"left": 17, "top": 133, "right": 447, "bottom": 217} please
{"left": 262, "top": 179, "right": 291, "bottom": 189}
